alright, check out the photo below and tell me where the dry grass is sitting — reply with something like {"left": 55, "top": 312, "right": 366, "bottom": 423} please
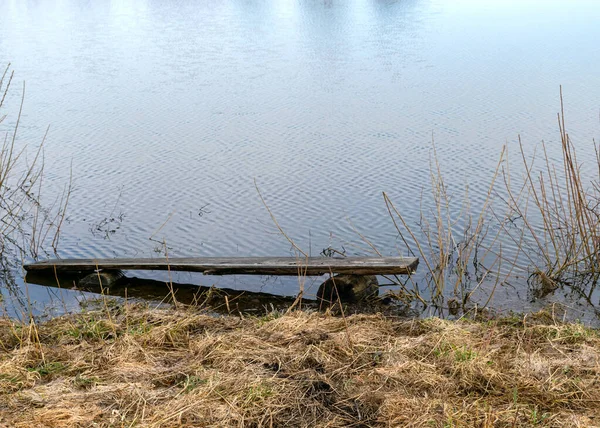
{"left": 1, "top": 304, "right": 599, "bottom": 427}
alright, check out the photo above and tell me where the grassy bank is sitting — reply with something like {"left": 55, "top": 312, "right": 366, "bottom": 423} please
{"left": 1, "top": 304, "right": 599, "bottom": 427}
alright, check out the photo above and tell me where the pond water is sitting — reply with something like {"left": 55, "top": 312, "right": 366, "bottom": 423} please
{"left": 1, "top": 0, "right": 599, "bottom": 319}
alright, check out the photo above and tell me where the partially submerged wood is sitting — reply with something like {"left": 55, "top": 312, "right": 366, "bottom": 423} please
{"left": 24, "top": 271, "right": 311, "bottom": 312}
{"left": 78, "top": 270, "right": 125, "bottom": 288}
{"left": 317, "top": 274, "right": 379, "bottom": 303}
{"left": 24, "top": 256, "right": 419, "bottom": 276}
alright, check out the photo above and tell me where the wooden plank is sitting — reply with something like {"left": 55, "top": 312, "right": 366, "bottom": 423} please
{"left": 23, "top": 256, "right": 418, "bottom": 276}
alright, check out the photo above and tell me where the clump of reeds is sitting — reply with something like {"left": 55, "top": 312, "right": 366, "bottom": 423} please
{"left": 0, "top": 302, "right": 599, "bottom": 427}
{"left": 499, "top": 89, "right": 600, "bottom": 301}
{"left": 0, "top": 63, "right": 70, "bottom": 267}
{"left": 381, "top": 89, "right": 600, "bottom": 314}
{"left": 381, "top": 144, "right": 509, "bottom": 315}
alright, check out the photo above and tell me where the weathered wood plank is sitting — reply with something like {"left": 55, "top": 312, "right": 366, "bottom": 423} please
{"left": 24, "top": 257, "right": 419, "bottom": 276}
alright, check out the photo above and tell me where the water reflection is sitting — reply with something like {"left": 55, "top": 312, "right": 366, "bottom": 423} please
{"left": 24, "top": 270, "right": 419, "bottom": 318}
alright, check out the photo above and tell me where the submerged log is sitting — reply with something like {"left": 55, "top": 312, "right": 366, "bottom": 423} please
{"left": 317, "top": 275, "right": 379, "bottom": 303}
{"left": 78, "top": 270, "right": 124, "bottom": 288}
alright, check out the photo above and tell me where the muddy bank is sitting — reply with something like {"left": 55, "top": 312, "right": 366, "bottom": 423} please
{"left": 1, "top": 304, "right": 599, "bottom": 427}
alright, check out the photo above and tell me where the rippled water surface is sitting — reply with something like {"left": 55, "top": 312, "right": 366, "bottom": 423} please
{"left": 1, "top": 0, "right": 599, "bottom": 316}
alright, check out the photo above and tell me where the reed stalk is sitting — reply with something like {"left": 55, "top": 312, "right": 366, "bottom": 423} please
{"left": 382, "top": 89, "right": 600, "bottom": 313}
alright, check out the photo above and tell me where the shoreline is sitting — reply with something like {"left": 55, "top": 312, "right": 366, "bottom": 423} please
{"left": 1, "top": 303, "right": 599, "bottom": 427}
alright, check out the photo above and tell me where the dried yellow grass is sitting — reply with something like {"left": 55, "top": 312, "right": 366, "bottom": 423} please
{"left": 1, "top": 304, "right": 599, "bottom": 427}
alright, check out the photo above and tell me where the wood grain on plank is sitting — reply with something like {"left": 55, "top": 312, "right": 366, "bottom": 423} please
{"left": 24, "top": 257, "right": 419, "bottom": 275}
